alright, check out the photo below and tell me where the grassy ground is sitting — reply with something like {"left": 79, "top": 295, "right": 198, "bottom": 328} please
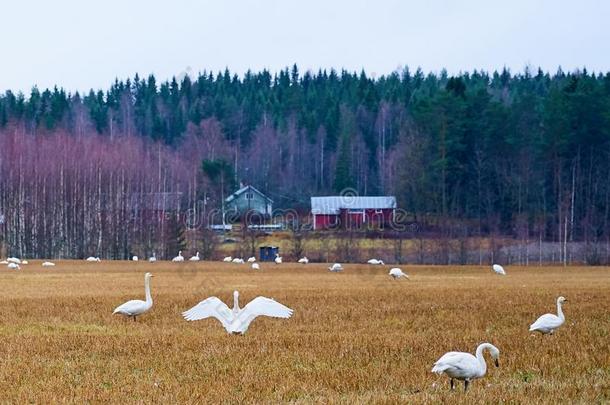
{"left": 0, "top": 261, "right": 608, "bottom": 403}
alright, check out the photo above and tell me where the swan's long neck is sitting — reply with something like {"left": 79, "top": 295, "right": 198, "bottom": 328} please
{"left": 233, "top": 292, "right": 240, "bottom": 313}
{"left": 556, "top": 300, "right": 564, "bottom": 321}
{"left": 475, "top": 343, "right": 492, "bottom": 376}
{"left": 144, "top": 276, "right": 152, "bottom": 304}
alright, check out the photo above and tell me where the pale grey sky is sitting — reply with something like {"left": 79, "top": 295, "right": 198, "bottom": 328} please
{"left": 1, "top": 0, "right": 609, "bottom": 93}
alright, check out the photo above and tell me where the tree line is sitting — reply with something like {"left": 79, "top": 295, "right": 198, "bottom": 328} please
{"left": 0, "top": 65, "right": 609, "bottom": 262}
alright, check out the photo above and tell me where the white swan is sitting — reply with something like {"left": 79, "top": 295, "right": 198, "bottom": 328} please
{"left": 189, "top": 252, "right": 201, "bottom": 261}
{"left": 86, "top": 256, "right": 100, "bottom": 262}
{"left": 432, "top": 343, "right": 500, "bottom": 391}
{"left": 275, "top": 256, "right": 282, "bottom": 264}
{"left": 223, "top": 256, "right": 233, "bottom": 262}
{"left": 328, "top": 263, "right": 343, "bottom": 272}
{"left": 367, "top": 259, "right": 385, "bottom": 265}
{"left": 42, "top": 261, "right": 56, "bottom": 267}
{"left": 148, "top": 252, "right": 157, "bottom": 263}
{"left": 232, "top": 257, "right": 244, "bottom": 264}
{"left": 7, "top": 263, "right": 20, "bottom": 270}
{"left": 529, "top": 296, "right": 567, "bottom": 334}
{"left": 132, "top": 256, "right": 139, "bottom": 261}
{"left": 298, "top": 257, "right": 309, "bottom": 264}
{"left": 21, "top": 260, "right": 29, "bottom": 265}
{"left": 0, "top": 260, "right": 7, "bottom": 264}
{"left": 7, "top": 257, "right": 21, "bottom": 264}
{"left": 389, "top": 268, "right": 408, "bottom": 279}
{"left": 492, "top": 264, "right": 506, "bottom": 275}
{"left": 252, "top": 263, "right": 260, "bottom": 270}
{"left": 247, "top": 257, "right": 256, "bottom": 263}
{"left": 182, "top": 290, "right": 293, "bottom": 334}
{"left": 113, "top": 272, "right": 154, "bottom": 321}
{"left": 172, "top": 251, "right": 184, "bottom": 262}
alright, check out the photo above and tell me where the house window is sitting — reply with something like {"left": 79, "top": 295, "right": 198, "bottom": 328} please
{"left": 246, "top": 192, "right": 254, "bottom": 200}
{"left": 375, "top": 209, "right": 383, "bottom": 214}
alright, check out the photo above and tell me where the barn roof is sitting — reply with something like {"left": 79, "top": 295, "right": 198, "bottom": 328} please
{"left": 225, "top": 185, "right": 273, "bottom": 203}
{"left": 311, "top": 196, "right": 397, "bottom": 215}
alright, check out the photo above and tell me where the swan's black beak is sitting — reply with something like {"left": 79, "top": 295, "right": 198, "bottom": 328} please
{"left": 495, "top": 359, "right": 500, "bottom": 367}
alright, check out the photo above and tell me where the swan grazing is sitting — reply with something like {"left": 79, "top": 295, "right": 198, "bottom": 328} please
{"left": 182, "top": 290, "right": 293, "bottom": 334}
{"left": 148, "top": 253, "right": 157, "bottom": 263}
{"left": 529, "top": 296, "right": 567, "bottom": 335}
{"left": 7, "top": 263, "right": 20, "bottom": 270}
{"left": 223, "top": 256, "right": 233, "bottom": 262}
{"left": 247, "top": 257, "right": 256, "bottom": 263}
{"left": 172, "top": 251, "right": 184, "bottom": 262}
{"left": 21, "top": 260, "right": 29, "bottom": 265}
{"left": 432, "top": 343, "right": 500, "bottom": 391}
{"left": 86, "top": 256, "right": 101, "bottom": 262}
{"left": 275, "top": 256, "right": 282, "bottom": 264}
{"left": 113, "top": 272, "right": 154, "bottom": 321}
{"left": 389, "top": 268, "right": 408, "bottom": 279}
{"left": 298, "top": 257, "right": 309, "bottom": 264}
{"left": 367, "top": 259, "right": 385, "bottom": 265}
{"left": 232, "top": 258, "right": 245, "bottom": 264}
{"left": 252, "top": 263, "right": 260, "bottom": 270}
{"left": 7, "top": 257, "right": 21, "bottom": 264}
{"left": 492, "top": 264, "right": 506, "bottom": 275}
{"left": 189, "top": 252, "right": 201, "bottom": 261}
{"left": 132, "top": 256, "right": 139, "bottom": 261}
{"left": 328, "top": 263, "right": 343, "bottom": 272}
{"left": 42, "top": 261, "right": 56, "bottom": 267}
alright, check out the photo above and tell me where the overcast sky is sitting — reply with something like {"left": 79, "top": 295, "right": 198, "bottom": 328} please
{"left": 1, "top": 0, "right": 609, "bottom": 93}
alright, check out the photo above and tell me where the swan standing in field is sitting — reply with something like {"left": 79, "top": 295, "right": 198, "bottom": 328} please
{"left": 247, "top": 257, "right": 256, "bottom": 263}
{"left": 42, "top": 261, "right": 56, "bottom": 267}
{"left": 190, "top": 252, "right": 201, "bottom": 261}
{"left": 298, "top": 257, "right": 309, "bottom": 264}
{"left": 86, "top": 256, "right": 101, "bottom": 262}
{"left": 132, "top": 256, "right": 139, "bottom": 261}
{"left": 529, "top": 296, "right": 567, "bottom": 335}
{"left": 492, "top": 264, "right": 506, "bottom": 275}
{"left": 182, "top": 290, "right": 293, "bottom": 334}
{"left": 252, "top": 263, "right": 260, "bottom": 270}
{"left": 232, "top": 258, "right": 245, "bottom": 264}
{"left": 7, "top": 257, "right": 21, "bottom": 264}
{"left": 328, "top": 263, "right": 343, "bottom": 272}
{"left": 274, "top": 256, "right": 282, "bottom": 264}
{"left": 172, "top": 251, "right": 184, "bottom": 262}
{"left": 223, "top": 256, "right": 233, "bottom": 262}
{"left": 148, "top": 252, "right": 157, "bottom": 263}
{"left": 7, "top": 263, "right": 20, "bottom": 270}
{"left": 367, "top": 259, "right": 385, "bottom": 265}
{"left": 389, "top": 268, "right": 409, "bottom": 279}
{"left": 21, "top": 260, "right": 29, "bottom": 265}
{"left": 432, "top": 343, "right": 500, "bottom": 391}
{"left": 113, "top": 272, "right": 154, "bottom": 321}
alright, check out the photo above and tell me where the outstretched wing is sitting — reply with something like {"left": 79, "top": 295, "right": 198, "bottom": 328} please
{"left": 235, "top": 297, "right": 293, "bottom": 332}
{"left": 182, "top": 297, "right": 233, "bottom": 330}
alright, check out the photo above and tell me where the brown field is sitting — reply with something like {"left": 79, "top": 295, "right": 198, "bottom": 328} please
{"left": 0, "top": 261, "right": 608, "bottom": 403}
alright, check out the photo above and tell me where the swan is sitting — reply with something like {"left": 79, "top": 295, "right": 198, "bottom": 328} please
{"left": 223, "top": 256, "right": 233, "bottom": 262}
{"left": 7, "top": 263, "right": 20, "bottom": 270}
{"left": 42, "top": 261, "right": 56, "bottom": 267}
{"left": 86, "top": 256, "right": 100, "bottom": 262}
{"left": 172, "top": 251, "right": 184, "bottom": 262}
{"left": 247, "top": 257, "right": 256, "bottom": 263}
{"left": 0, "top": 260, "right": 7, "bottom": 264}
{"left": 529, "top": 296, "right": 567, "bottom": 334}
{"left": 7, "top": 257, "right": 21, "bottom": 264}
{"left": 328, "top": 263, "right": 343, "bottom": 272}
{"left": 189, "top": 252, "right": 201, "bottom": 261}
{"left": 432, "top": 343, "right": 500, "bottom": 391}
{"left": 389, "top": 268, "right": 408, "bottom": 279}
{"left": 275, "top": 256, "right": 282, "bottom": 264}
{"left": 367, "top": 259, "right": 385, "bottom": 265}
{"left": 113, "top": 272, "right": 154, "bottom": 321}
{"left": 232, "top": 257, "right": 244, "bottom": 264}
{"left": 132, "top": 256, "right": 139, "bottom": 261}
{"left": 21, "top": 260, "right": 29, "bottom": 265}
{"left": 148, "top": 252, "right": 157, "bottom": 263}
{"left": 492, "top": 264, "right": 506, "bottom": 275}
{"left": 182, "top": 290, "right": 293, "bottom": 334}
{"left": 298, "top": 257, "right": 309, "bottom": 264}
{"left": 252, "top": 263, "right": 260, "bottom": 270}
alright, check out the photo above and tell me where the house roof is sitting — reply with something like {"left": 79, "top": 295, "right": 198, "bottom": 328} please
{"left": 311, "top": 196, "right": 397, "bottom": 215}
{"left": 225, "top": 185, "right": 273, "bottom": 203}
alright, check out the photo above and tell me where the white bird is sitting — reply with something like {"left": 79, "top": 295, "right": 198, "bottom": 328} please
{"left": 492, "top": 264, "right": 506, "bottom": 275}
{"left": 298, "top": 257, "right": 309, "bottom": 264}
{"left": 529, "top": 296, "right": 567, "bottom": 335}
{"left": 42, "top": 261, "right": 56, "bottom": 267}
{"left": 7, "top": 263, "right": 20, "bottom": 270}
{"left": 232, "top": 258, "right": 244, "bottom": 264}
{"left": 432, "top": 343, "right": 500, "bottom": 391}
{"left": 7, "top": 257, "right": 21, "bottom": 264}
{"left": 247, "top": 256, "right": 256, "bottom": 263}
{"left": 223, "top": 256, "right": 233, "bottom": 262}
{"left": 328, "top": 263, "right": 343, "bottom": 272}
{"left": 389, "top": 268, "right": 409, "bottom": 279}
{"left": 182, "top": 290, "right": 293, "bottom": 334}
{"left": 0, "top": 260, "right": 7, "bottom": 264}
{"left": 148, "top": 252, "right": 157, "bottom": 263}
{"left": 367, "top": 259, "right": 385, "bottom": 265}
{"left": 86, "top": 256, "right": 100, "bottom": 262}
{"left": 21, "top": 260, "right": 29, "bottom": 265}
{"left": 189, "top": 252, "right": 201, "bottom": 261}
{"left": 172, "top": 251, "right": 184, "bottom": 262}
{"left": 132, "top": 256, "right": 139, "bottom": 261}
{"left": 252, "top": 263, "right": 260, "bottom": 270}
{"left": 113, "top": 272, "right": 154, "bottom": 321}
{"left": 274, "top": 256, "right": 282, "bottom": 264}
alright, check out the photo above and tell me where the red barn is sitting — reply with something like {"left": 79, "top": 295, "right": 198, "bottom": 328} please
{"left": 311, "top": 196, "right": 397, "bottom": 230}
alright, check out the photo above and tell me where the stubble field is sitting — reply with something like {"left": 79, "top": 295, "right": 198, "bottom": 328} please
{"left": 0, "top": 261, "right": 608, "bottom": 403}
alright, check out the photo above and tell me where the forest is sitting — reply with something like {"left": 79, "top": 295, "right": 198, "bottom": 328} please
{"left": 1, "top": 65, "right": 609, "bottom": 262}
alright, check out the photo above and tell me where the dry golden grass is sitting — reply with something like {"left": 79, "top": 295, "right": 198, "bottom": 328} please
{"left": 0, "top": 261, "right": 608, "bottom": 403}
